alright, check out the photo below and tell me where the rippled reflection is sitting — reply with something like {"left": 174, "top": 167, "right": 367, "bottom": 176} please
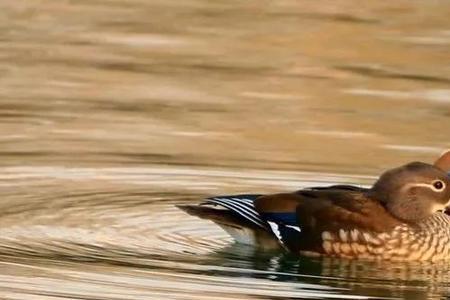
{"left": 0, "top": 167, "right": 448, "bottom": 299}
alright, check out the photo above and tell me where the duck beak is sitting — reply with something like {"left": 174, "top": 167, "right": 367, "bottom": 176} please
{"left": 445, "top": 204, "right": 450, "bottom": 216}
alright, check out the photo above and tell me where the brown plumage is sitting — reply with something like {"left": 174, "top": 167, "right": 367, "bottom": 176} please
{"left": 178, "top": 151, "right": 450, "bottom": 261}
{"left": 255, "top": 189, "right": 404, "bottom": 256}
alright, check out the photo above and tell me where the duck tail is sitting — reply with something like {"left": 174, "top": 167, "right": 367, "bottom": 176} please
{"left": 176, "top": 204, "right": 279, "bottom": 249}
{"left": 176, "top": 204, "right": 245, "bottom": 227}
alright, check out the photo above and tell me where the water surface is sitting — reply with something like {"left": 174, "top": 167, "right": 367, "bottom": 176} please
{"left": 0, "top": 1, "right": 450, "bottom": 299}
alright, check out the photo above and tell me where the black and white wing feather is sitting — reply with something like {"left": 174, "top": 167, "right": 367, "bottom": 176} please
{"left": 202, "top": 194, "right": 267, "bottom": 229}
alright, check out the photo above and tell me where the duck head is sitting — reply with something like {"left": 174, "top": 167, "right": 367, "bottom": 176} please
{"left": 370, "top": 161, "right": 450, "bottom": 223}
{"left": 434, "top": 150, "right": 450, "bottom": 215}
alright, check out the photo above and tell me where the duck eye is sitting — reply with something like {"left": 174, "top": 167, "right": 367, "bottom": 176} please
{"left": 432, "top": 180, "right": 445, "bottom": 191}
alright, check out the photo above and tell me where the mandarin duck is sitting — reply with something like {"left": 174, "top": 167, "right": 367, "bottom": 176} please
{"left": 178, "top": 151, "right": 450, "bottom": 261}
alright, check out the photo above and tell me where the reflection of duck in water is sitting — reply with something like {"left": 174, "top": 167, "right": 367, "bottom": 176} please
{"left": 178, "top": 151, "right": 450, "bottom": 261}
{"left": 205, "top": 243, "right": 450, "bottom": 300}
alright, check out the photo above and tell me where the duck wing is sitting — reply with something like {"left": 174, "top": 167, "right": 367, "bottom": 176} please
{"left": 254, "top": 188, "right": 401, "bottom": 254}
{"left": 177, "top": 185, "right": 396, "bottom": 253}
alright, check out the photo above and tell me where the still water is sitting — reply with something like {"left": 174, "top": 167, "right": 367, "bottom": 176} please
{"left": 1, "top": 0, "right": 450, "bottom": 299}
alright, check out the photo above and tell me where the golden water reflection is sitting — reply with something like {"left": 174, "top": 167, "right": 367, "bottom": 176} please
{"left": 0, "top": 0, "right": 449, "bottom": 299}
